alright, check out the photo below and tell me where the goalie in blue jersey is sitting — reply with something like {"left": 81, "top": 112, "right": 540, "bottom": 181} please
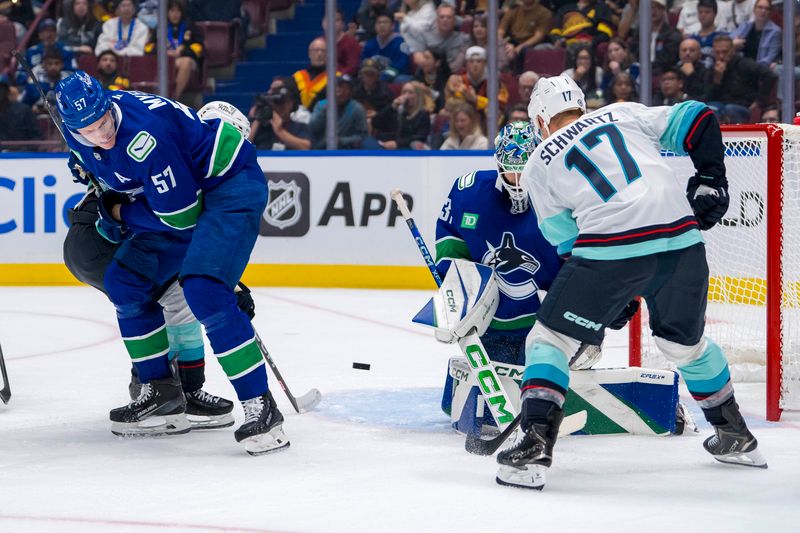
{"left": 55, "top": 72, "right": 287, "bottom": 455}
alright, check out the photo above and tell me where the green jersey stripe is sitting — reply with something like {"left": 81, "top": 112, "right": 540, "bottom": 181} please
{"left": 124, "top": 326, "right": 170, "bottom": 360}
{"left": 489, "top": 314, "right": 537, "bottom": 330}
{"left": 216, "top": 340, "right": 263, "bottom": 378}
{"left": 435, "top": 237, "right": 470, "bottom": 263}
{"left": 206, "top": 122, "right": 245, "bottom": 179}
{"left": 154, "top": 191, "right": 204, "bottom": 230}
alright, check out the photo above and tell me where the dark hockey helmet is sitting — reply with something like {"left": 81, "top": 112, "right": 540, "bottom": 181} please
{"left": 55, "top": 71, "right": 111, "bottom": 131}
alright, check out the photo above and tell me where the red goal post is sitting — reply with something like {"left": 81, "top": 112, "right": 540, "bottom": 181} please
{"left": 628, "top": 124, "right": 800, "bottom": 422}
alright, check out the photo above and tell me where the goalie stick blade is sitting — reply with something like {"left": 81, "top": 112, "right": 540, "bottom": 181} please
{"left": 0, "top": 344, "right": 10, "bottom": 405}
{"left": 295, "top": 388, "right": 322, "bottom": 413}
{"left": 465, "top": 410, "right": 588, "bottom": 456}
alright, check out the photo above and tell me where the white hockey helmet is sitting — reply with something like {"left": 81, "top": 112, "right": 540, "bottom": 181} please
{"left": 198, "top": 100, "right": 251, "bottom": 138}
{"left": 527, "top": 74, "right": 586, "bottom": 139}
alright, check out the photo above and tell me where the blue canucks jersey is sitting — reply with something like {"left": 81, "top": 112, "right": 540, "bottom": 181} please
{"left": 434, "top": 170, "right": 562, "bottom": 335}
{"left": 64, "top": 90, "right": 254, "bottom": 234}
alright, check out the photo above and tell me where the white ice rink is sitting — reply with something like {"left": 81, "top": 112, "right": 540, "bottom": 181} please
{"left": 1, "top": 286, "right": 798, "bottom": 533}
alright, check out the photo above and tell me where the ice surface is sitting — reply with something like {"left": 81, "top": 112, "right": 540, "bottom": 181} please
{"left": 0, "top": 287, "right": 798, "bottom": 532}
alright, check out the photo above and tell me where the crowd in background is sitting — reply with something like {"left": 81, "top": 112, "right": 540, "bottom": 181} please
{"left": 1, "top": 0, "right": 796, "bottom": 150}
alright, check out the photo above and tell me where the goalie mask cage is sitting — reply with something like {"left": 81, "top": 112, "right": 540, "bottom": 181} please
{"left": 628, "top": 124, "right": 800, "bottom": 422}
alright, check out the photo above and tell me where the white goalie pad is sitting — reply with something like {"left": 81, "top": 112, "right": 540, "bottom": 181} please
{"left": 413, "top": 259, "right": 499, "bottom": 343}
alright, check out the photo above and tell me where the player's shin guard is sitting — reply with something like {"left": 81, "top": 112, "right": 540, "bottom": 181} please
{"left": 182, "top": 276, "right": 268, "bottom": 402}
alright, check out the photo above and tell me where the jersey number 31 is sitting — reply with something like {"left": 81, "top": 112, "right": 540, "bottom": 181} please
{"left": 564, "top": 124, "right": 641, "bottom": 202}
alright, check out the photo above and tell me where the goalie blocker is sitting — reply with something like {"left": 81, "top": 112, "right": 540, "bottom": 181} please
{"left": 443, "top": 357, "right": 685, "bottom": 437}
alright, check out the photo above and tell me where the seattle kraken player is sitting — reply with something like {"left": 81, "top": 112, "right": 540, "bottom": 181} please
{"left": 435, "top": 122, "right": 563, "bottom": 427}
{"left": 63, "top": 104, "right": 257, "bottom": 430}
{"left": 496, "top": 75, "right": 765, "bottom": 490}
{"left": 55, "top": 72, "right": 287, "bottom": 455}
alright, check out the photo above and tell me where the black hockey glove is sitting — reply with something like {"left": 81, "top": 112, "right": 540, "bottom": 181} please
{"left": 686, "top": 174, "right": 729, "bottom": 231}
{"left": 95, "top": 190, "right": 130, "bottom": 244}
{"left": 608, "top": 299, "right": 640, "bottom": 330}
{"left": 68, "top": 151, "right": 95, "bottom": 186}
{"left": 236, "top": 282, "right": 256, "bottom": 320}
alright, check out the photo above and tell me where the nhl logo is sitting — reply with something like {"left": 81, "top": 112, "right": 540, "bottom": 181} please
{"left": 259, "top": 172, "right": 310, "bottom": 237}
{"left": 264, "top": 179, "right": 301, "bottom": 229}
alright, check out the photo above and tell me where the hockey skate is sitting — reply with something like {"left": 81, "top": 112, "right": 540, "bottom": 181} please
{"left": 496, "top": 404, "right": 564, "bottom": 490}
{"left": 234, "top": 390, "right": 290, "bottom": 456}
{"left": 703, "top": 399, "right": 767, "bottom": 468}
{"left": 110, "top": 375, "right": 191, "bottom": 437}
{"left": 185, "top": 389, "right": 235, "bottom": 429}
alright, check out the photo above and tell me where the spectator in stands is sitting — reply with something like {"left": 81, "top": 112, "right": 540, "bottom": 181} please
{"left": 249, "top": 77, "right": 311, "bottom": 151}
{"left": 707, "top": 34, "right": 777, "bottom": 124}
{"left": 143, "top": 0, "right": 204, "bottom": 102}
{"left": 606, "top": 71, "right": 637, "bottom": 104}
{"left": 600, "top": 37, "right": 639, "bottom": 93}
{"left": 322, "top": 8, "right": 362, "bottom": 77}
{"left": 353, "top": 58, "right": 395, "bottom": 123}
{"left": 688, "top": 0, "right": 726, "bottom": 62}
{"left": 397, "top": 0, "right": 436, "bottom": 55}
{"left": 678, "top": 38, "right": 712, "bottom": 100}
{"left": 95, "top": 0, "right": 150, "bottom": 56}
{"left": 730, "top": 0, "right": 781, "bottom": 66}
{"left": 58, "top": 0, "right": 102, "bottom": 58}
{"left": 355, "top": 0, "right": 396, "bottom": 42}
{"left": 188, "top": 0, "right": 246, "bottom": 41}
{"left": 20, "top": 47, "right": 71, "bottom": 112}
{"left": 716, "top": 0, "right": 755, "bottom": 33}
{"left": 0, "top": 0, "right": 34, "bottom": 42}
{"left": 440, "top": 102, "right": 489, "bottom": 150}
{"left": 655, "top": 67, "right": 688, "bottom": 105}
{"left": 498, "top": 0, "right": 552, "bottom": 70}
{"left": 411, "top": 4, "right": 470, "bottom": 74}
{"left": 470, "top": 15, "right": 514, "bottom": 72}
{"left": 630, "top": 0, "right": 681, "bottom": 77}
{"left": 549, "top": 0, "right": 615, "bottom": 49}
{"left": 445, "top": 46, "right": 509, "bottom": 129}
{"left": 293, "top": 37, "right": 338, "bottom": 111}
{"left": 361, "top": 10, "right": 411, "bottom": 81}
{"left": 0, "top": 75, "right": 40, "bottom": 142}
{"left": 95, "top": 49, "right": 131, "bottom": 90}
{"left": 759, "top": 105, "right": 778, "bottom": 122}
{"left": 310, "top": 74, "right": 369, "bottom": 149}
{"left": 561, "top": 45, "right": 603, "bottom": 101}
{"left": 506, "top": 102, "right": 530, "bottom": 122}
{"left": 517, "top": 70, "right": 539, "bottom": 106}
{"left": 412, "top": 46, "right": 450, "bottom": 112}
{"left": 369, "top": 80, "right": 432, "bottom": 149}
{"left": 455, "top": 0, "right": 488, "bottom": 17}
{"left": 24, "top": 18, "right": 76, "bottom": 77}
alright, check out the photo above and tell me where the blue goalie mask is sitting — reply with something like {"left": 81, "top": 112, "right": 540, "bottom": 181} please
{"left": 55, "top": 71, "right": 111, "bottom": 131}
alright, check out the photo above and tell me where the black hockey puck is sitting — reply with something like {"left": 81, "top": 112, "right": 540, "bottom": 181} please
{"left": 352, "top": 362, "right": 371, "bottom": 370}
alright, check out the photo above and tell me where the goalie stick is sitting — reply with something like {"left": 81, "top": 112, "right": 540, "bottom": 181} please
{"left": 0, "top": 344, "right": 10, "bottom": 404}
{"left": 390, "top": 189, "right": 586, "bottom": 453}
{"left": 254, "top": 331, "right": 321, "bottom": 413}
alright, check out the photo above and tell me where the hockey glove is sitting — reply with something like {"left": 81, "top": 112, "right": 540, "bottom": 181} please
{"left": 95, "top": 190, "right": 130, "bottom": 244}
{"left": 608, "top": 299, "right": 640, "bottom": 330}
{"left": 236, "top": 282, "right": 256, "bottom": 320}
{"left": 68, "top": 151, "right": 95, "bottom": 186}
{"left": 686, "top": 174, "right": 729, "bottom": 231}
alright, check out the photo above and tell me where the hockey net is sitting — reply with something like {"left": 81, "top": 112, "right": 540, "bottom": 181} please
{"left": 628, "top": 124, "right": 800, "bottom": 421}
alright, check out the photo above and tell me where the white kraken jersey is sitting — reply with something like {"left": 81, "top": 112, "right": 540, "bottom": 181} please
{"left": 522, "top": 101, "right": 709, "bottom": 260}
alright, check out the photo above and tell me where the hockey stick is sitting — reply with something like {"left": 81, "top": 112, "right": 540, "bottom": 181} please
{"left": 254, "top": 331, "right": 321, "bottom": 413}
{"left": 0, "top": 344, "right": 10, "bottom": 404}
{"left": 12, "top": 50, "right": 102, "bottom": 190}
{"left": 391, "top": 188, "right": 587, "bottom": 454}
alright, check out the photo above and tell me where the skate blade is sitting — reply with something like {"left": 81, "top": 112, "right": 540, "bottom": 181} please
{"left": 712, "top": 448, "right": 768, "bottom": 469}
{"left": 111, "top": 413, "right": 192, "bottom": 437}
{"left": 187, "top": 413, "right": 235, "bottom": 430}
{"left": 495, "top": 464, "right": 547, "bottom": 490}
{"left": 242, "top": 425, "right": 291, "bottom": 456}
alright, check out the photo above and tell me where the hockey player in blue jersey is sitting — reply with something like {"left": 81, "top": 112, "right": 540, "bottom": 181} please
{"left": 495, "top": 75, "right": 765, "bottom": 490}
{"left": 55, "top": 72, "right": 287, "bottom": 455}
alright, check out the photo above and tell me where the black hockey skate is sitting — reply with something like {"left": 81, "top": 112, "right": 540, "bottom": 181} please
{"left": 110, "top": 375, "right": 191, "bottom": 437}
{"left": 703, "top": 399, "right": 767, "bottom": 468}
{"left": 185, "top": 389, "right": 235, "bottom": 429}
{"left": 234, "top": 390, "right": 290, "bottom": 456}
{"left": 496, "top": 403, "right": 564, "bottom": 490}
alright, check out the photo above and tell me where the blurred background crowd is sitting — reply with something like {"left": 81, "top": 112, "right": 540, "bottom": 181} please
{"left": 0, "top": 0, "right": 795, "bottom": 151}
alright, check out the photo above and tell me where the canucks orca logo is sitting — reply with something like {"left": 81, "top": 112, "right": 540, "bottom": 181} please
{"left": 481, "top": 232, "right": 540, "bottom": 300}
